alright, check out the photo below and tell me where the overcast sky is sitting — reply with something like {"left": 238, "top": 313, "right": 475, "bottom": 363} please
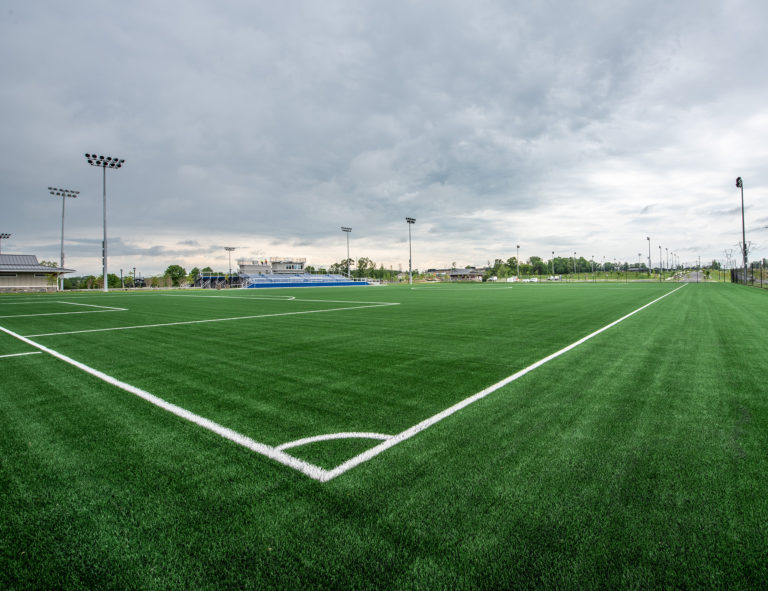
{"left": 2, "top": 0, "right": 767, "bottom": 276}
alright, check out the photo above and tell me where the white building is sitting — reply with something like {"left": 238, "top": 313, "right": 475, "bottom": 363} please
{"left": 237, "top": 257, "right": 306, "bottom": 276}
{"left": 0, "top": 254, "right": 73, "bottom": 292}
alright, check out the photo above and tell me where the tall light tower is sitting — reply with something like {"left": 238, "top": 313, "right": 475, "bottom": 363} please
{"left": 85, "top": 153, "right": 125, "bottom": 292}
{"left": 406, "top": 217, "right": 416, "bottom": 285}
{"left": 646, "top": 236, "right": 652, "bottom": 277}
{"left": 48, "top": 187, "right": 79, "bottom": 291}
{"left": 516, "top": 244, "right": 520, "bottom": 278}
{"left": 341, "top": 227, "right": 352, "bottom": 277}
{"left": 0, "top": 233, "right": 10, "bottom": 255}
{"left": 551, "top": 251, "right": 555, "bottom": 276}
{"left": 573, "top": 251, "right": 576, "bottom": 279}
{"left": 736, "top": 177, "right": 748, "bottom": 283}
{"left": 659, "top": 245, "right": 663, "bottom": 282}
{"left": 224, "top": 247, "right": 236, "bottom": 287}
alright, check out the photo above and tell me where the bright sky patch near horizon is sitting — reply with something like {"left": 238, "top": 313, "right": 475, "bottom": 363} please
{"left": 1, "top": 0, "right": 766, "bottom": 277}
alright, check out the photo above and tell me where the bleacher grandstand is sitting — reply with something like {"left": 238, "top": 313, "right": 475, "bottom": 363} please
{"left": 243, "top": 273, "right": 366, "bottom": 288}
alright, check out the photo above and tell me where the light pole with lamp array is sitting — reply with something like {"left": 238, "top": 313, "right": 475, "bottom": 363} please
{"left": 573, "top": 252, "right": 576, "bottom": 280}
{"left": 48, "top": 187, "right": 79, "bottom": 291}
{"left": 736, "top": 177, "right": 748, "bottom": 283}
{"left": 551, "top": 251, "right": 554, "bottom": 277}
{"left": 646, "top": 237, "right": 652, "bottom": 277}
{"left": 406, "top": 217, "right": 416, "bottom": 285}
{"left": 85, "top": 153, "right": 125, "bottom": 292}
{"left": 0, "top": 233, "right": 10, "bottom": 255}
{"left": 659, "top": 245, "right": 663, "bottom": 282}
{"left": 224, "top": 247, "right": 236, "bottom": 287}
{"left": 341, "top": 227, "right": 352, "bottom": 278}
{"left": 516, "top": 244, "right": 520, "bottom": 279}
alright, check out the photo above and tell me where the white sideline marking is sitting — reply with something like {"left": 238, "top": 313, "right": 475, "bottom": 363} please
{"left": 0, "top": 351, "right": 42, "bottom": 359}
{"left": 25, "top": 302, "right": 399, "bottom": 338}
{"left": 0, "top": 323, "right": 332, "bottom": 481}
{"left": 319, "top": 283, "right": 688, "bottom": 481}
{"left": 276, "top": 432, "right": 392, "bottom": 451}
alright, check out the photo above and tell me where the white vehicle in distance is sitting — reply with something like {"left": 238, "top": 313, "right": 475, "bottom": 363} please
{"left": 521, "top": 277, "right": 539, "bottom": 283}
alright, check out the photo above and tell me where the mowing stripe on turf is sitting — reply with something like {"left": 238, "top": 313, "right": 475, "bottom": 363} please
{"left": 24, "top": 302, "right": 399, "bottom": 338}
{"left": 319, "top": 283, "right": 688, "bottom": 482}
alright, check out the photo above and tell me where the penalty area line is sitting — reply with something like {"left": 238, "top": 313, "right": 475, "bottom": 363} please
{"left": 319, "top": 283, "right": 688, "bottom": 482}
{"left": 24, "top": 302, "right": 399, "bottom": 338}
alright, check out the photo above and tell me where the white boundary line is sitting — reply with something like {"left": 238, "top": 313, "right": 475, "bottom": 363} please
{"left": 0, "top": 323, "right": 331, "bottom": 481}
{"left": 0, "top": 351, "right": 42, "bottom": 359}
{"left": 24, "top": 301, "right": 399, "bottom": 338}
{"left": 319, "top": 283, "right": 688, "bottom": 481}
{"left": 56, "top": 301, "right": 127, "bottom": 310}
{"left": 0, "top": 283, "right": 686, "bottom": 483}
{"left": 0, "top": 301, "right": 126, "bottom": 319}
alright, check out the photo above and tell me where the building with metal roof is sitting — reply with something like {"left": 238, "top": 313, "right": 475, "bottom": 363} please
{"left": 0, "top": 254, "right": 74, "bottom": 292}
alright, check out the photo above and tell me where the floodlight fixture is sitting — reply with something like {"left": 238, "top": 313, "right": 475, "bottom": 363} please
{"left": 406, "top": 217, "right": 415, "bottom": 285}
{"left": 736, "top": 177, "right": 748, "bottom": 283}
{"left": 659, "top": 244, "right": 663, "bottom": 282}
{"left": 225, "top": 247, "right": 236, "bottom": 286}
{"left": 646, "top": 236, "right": 652, "bottom": 276}
{"left": 0, "top": 233, "right": 10, "bottom": 255}
{"left": 341, "top": 227, "right": 352, "bottom": 278}
{"left": 49, "top": 187, "right": 79, "bottom": 291}
{"left": 85, "top": 153, "right": 125, "bottom": 292}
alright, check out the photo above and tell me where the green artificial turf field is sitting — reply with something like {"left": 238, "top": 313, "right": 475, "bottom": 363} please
{"left": 1, "top": 282, "right": 766, "bottom": 588}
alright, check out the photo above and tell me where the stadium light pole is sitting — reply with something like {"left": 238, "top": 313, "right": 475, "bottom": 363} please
{"left": 646, "top": 236, "right": 652, "bottom": 277}
{"left": 406, "top": 217, "right": 416, "bottom": 285}
{"left": 516, "top": 244, "right": 520, "bottom": 278}
{"left": 573, "top": 251, "right": 576, "bottom": 280}
{"left": 0, "top": 233, "right": 10, "bottom": 255}
{"left": 85, "top": 153, "right": 124, "bottom": 292}
{"left": 551, "top": 251, "right": 554, "bottom": 277}
{"left": 224, "top": 247, "right": 236, "bottom": 287}
{"left": 48, "top": 187, "right": 79, "bottom": 291}
{"left": 736, "top": 177, "right": 748, "bottom": 284}
{"left": 341, "top": 227, "right": 352, "bottom": 278}
{"left": 659, "top": 245, "right": 663, "bottom": 282}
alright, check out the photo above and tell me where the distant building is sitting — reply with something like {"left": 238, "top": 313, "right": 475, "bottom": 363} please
{"left": 448, "top": 268, "right": 483, "bottom": 282}
{"left": 238, "top": 257, "right": 306, "bottom": 275}
{"left": 0, "top": 254, "right": 73, "bottom": 292}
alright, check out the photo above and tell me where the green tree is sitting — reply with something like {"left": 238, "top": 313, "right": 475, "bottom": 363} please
{"left": 164, "top": 265, "right": 187, "bottom": 287}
